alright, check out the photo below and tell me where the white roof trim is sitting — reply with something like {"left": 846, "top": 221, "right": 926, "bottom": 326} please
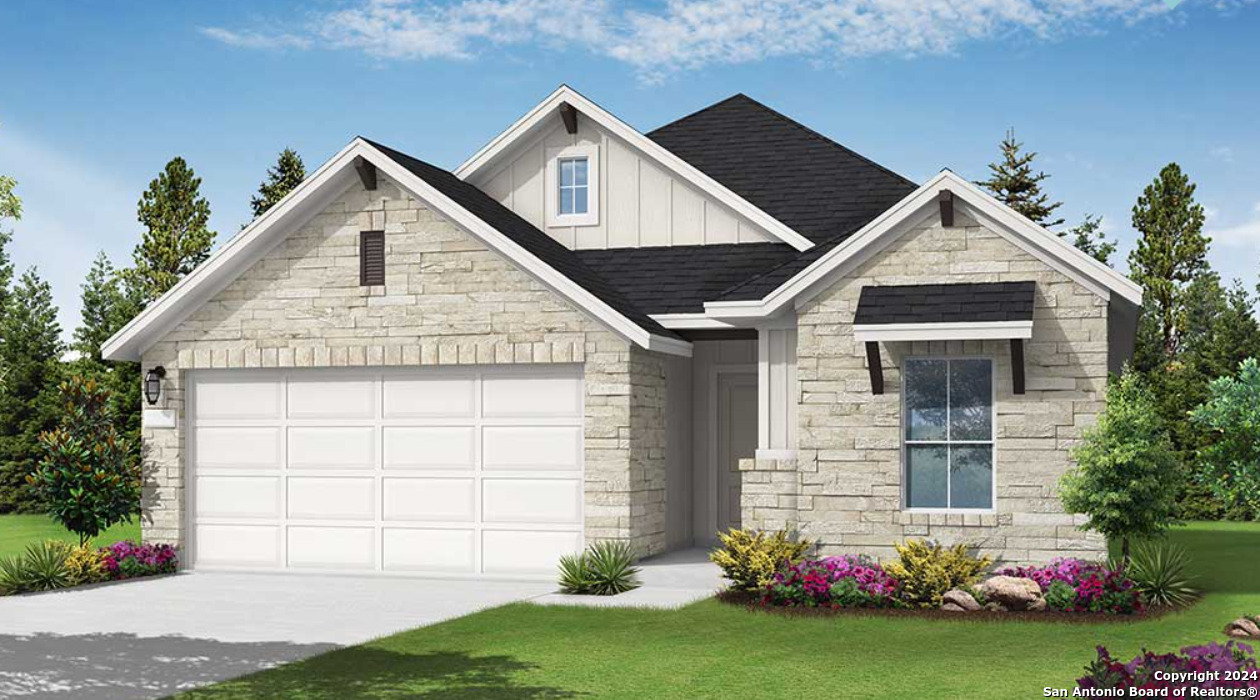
{"left": 853, "top": 320, "right": 1034, "bottom": 343}
{"left": 702, "top": 170, "right": 1142, "bottom": 319}
{"left": 650, "top": 313, "right": 742, "bottom": 330}
{"left": 454, "top": 85, "right": 815, "bottom": 252}
{"left": 102, "top": 138, "right": 692, "bottom": 361}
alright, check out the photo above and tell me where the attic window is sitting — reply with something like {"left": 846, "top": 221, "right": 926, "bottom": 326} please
{"left": 360, "top": 230, "right": 385, "bottom": 286}
{"left": 545, "top": 144, "right": 599, "bottom": 227}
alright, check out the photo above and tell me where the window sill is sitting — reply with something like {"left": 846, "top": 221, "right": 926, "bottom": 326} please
{"left": 548, "top": 214, "right": 599, "bottom": 228}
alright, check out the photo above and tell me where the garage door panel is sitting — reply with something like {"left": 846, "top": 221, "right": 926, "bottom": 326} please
{"left": 288, "top": 377, "right": 376, "bottom": 419}
{"left": 194, "top": 377, "right": 282, "bottom": 420}
{"left": 287, "top": 527, "right": 375, "bottom": 569}
{"left": 383, "top": 477, "right": 475, "bottom": 522}
{"left": 196, "top": 525, "right": 281, "bottom": 567}
{"left": 383, "top": 427, "right": 475, "bottom": 470}
{"left": 384, "top": 377, "right": 475, "bottom": 418}
{"left": 383, "top": 528, "right": 475, "bottom": 573}
{"left": 288, "top": 427, "right": 375, "bottom": 469}
{"left": 196, "top": 428, "right": 282, "bottom": 469}
{"left": 483, "top": 426, "right": 581, "bottom": 470}
{"left": 288, "top": 477, "right": 375, "bottom": 520}
{"left": 482, "top": 530, "right": 582, "bottom": 574}
{"left": 483, "top": 375, "right": 581, "bottom": 417}
{"left": 196, "top": 476, "right": 280, "bottom": 519}
{"left": 483, "top": 479, "right": 581, "bottom": 525}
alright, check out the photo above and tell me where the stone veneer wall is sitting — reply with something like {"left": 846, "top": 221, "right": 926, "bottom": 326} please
{"left": 139, "top": 175, "right": 670, "bottom": 558}
{"left": 745, "top": 214, "right": 1110, "bottom": 566}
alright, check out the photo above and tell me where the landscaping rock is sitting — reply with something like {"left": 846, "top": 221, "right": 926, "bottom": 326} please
{"left": 978, "top": 576, "right": 1044, "bottom": 611}
{"left": 942, "top": 589, "right": 981, "bottom": 612}
{"left": 1029, "top": 598, "right": 1047, "bottom": 612}
{"left": 941, "top": 602, "right": 968, "bottom": 613}
{"left": 984, "top": 602, "right": 1008, "bottom": 612}
{"left": 1225, "top": 618, "right": 1260, "bottom": 638}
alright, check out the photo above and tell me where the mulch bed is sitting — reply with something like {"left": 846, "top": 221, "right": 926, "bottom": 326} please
{"left": 715, "top": 589, "right": 1191, "bottom": 624}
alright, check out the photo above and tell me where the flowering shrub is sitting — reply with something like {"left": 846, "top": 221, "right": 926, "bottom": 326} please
{"left": 1079, "top": 642, "right": 1260, "bottom": 693}
{"left": 763, "top": 555, "right": 902, "bottom": 609}
{"left": 999, "top": 558, "right": 1142, "bottom": 614}
{"left": 101, "top": 541, "right": 178, "bottom": 580}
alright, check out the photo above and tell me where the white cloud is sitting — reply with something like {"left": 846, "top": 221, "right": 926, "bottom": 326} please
{"left": 198, "top": 26, "right": 312, "bottom": 51}
{"left": 199, "top": 0, "right": 1256, "bottom": 78}
{"left": 1210, "top": 145, "right": 1236, "bottom": 162}
{"left": 1208, "top": 202, "right": 1260, "bottom": 248}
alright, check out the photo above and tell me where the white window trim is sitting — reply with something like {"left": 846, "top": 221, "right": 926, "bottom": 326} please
{"left": 545, "top": 144, "right": 599, "bottom": 227}
{"left": 901, "top": 356, "right": 997, "bottom": 514}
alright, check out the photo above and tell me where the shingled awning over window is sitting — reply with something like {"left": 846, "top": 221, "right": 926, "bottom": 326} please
{"left": 853, "top": 282, "right": 1037, "bottom": 395}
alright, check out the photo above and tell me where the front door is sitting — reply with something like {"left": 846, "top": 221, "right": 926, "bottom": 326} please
{"left": 716, "top": 373, "right": 758, "bottom": 532}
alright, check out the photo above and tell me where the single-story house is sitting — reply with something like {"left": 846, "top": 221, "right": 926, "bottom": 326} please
{"left": 103, "top": 86, "right": 1142, "bottom": 577}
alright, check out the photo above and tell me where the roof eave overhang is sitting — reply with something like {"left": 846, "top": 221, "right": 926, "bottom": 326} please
{"left": 853, "top": 320, "right": 1034, "bottom": 343}
{"left": 102, "top": 138, "right": 692, "bottom": 362}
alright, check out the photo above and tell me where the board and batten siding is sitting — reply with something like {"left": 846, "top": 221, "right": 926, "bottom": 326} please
{"left": 470, "top": 119, "right": 774, "bottom": 250}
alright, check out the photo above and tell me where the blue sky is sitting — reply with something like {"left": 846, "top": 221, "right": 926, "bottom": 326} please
{"left": 1, "top": 0, "right": 1258, "bottom": 340}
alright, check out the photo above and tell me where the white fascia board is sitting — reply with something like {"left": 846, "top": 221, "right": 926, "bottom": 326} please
{"left": 103, "top": 138, "right": 693, "bottom": 362}
{"left": 853, "top": 320, "right": 1034, "bottom": 343}
{"left": 453, "top": 85, "right": 815, "bottom": 252}
{"left": 701, "top": 170, "right": 1142, "bottom": 321}
{"left": 101, "top": 140, "right": 364, "bottom": 361}
{"left": 650, "top": 313, "right": 742, "bottom": 330}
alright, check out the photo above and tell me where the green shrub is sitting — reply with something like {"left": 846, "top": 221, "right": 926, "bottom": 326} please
{"left": 882, "top": 539, "right": 992, "bottom": 608}
{"left": 556, "top": 541, "right": 641, "bottom": 596}
{"left": 62, "top": 543, "right": 109, "bottom": 586}
{"left": 1192, "top": 358, "right": 1260, "bottom": 520}
{"left": 1120, "top": 541, "right": 1199, "bottom": 607}
{"left": 0, "top": 541, "right": 71, "bottom": 595}
{"left": 709, "top": 528, "right": 812, "bottom": 592}
{"left": 1044, "top": 580, "right": 1079, "bottom": 611}
{"left": 0, "top": 556, "right": 30, "bottom": 595}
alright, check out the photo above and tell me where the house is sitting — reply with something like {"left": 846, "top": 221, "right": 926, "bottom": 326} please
{"left": 102, "top": 86, "right": 1142, "bottom": 577}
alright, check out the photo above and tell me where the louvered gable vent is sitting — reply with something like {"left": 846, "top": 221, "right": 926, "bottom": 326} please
{"left": 360, "top": 230, "right": 385, "bottom": 286}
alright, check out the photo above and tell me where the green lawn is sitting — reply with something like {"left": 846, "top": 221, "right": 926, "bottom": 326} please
{"left": 180, "top": 522, "right": 1260, "bottom": 700}
{"left": 0, "top": 513, "right": 141, "bottom": 559}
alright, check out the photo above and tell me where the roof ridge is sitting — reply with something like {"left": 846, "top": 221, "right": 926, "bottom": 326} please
{"left": 731, "top": 95, "right": 918, "bottom": 190}
{"left": 645, "top": 93, "right": 752, "bottom": 136}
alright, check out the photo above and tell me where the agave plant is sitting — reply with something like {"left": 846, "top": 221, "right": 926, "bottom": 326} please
{"left": 20, "top": 541, "right": 71, "bottom": 592}
{"left": 0, "top": 555, "right": 30, "bottom": 595}
{"left": 557, "top": 552, "right": 592, "bottom": 594}
{"left": 1119, "top": 541, "right": 1199, "bottom": 608}
{"left": 555, "top": 541, "right": 642, "bottom": 596}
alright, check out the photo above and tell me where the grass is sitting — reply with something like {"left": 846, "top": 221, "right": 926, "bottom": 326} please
{"left": 180, "top": 522, "right": 1260, "bottom": 700}
{"left": 0, "top": 514, "right": 140, "bottom": 560}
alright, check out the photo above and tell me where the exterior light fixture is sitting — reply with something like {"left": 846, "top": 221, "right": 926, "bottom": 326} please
{"left": 144, "top": 366, "right": 166, "bottom": 406}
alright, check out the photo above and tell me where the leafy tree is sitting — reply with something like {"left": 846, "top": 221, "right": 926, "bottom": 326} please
{"left": 1063, "top": 214, "right": 1117, "bottom": 266}
{"left": 125, "top": 157, "right": 216, "bottom": 303}
{"left": 976, "top": 128, "right": 1065, "bottom": 228}
{"left": 250, "top": 148, "right": 305, "bottom": 219}
{"left": 28, "top": 376, "right": 139, "bottom": 545}
{"left": 1192, "top": 358, "right": 1260, "bottom": 520}
{"left": 1129, "top": 163, "right": 1209, "bottom": 358}
{"left": 1060, "top": 370, "right": 1181, "bottom": 565}
{"left": 0, "top": 269, "right": 64, "bottom": 513}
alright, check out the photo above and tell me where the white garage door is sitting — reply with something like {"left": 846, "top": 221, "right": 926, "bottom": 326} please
{"left": 187, "top": 366, "right": 584, "bottom": 577}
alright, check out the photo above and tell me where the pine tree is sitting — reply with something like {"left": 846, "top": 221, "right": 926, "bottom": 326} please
{"left": 1063, "top": 214, "right": 1118, "bottom": 267}
{"left": 74, "top": 252, "right": 125, "bottom": 364}
{"left": 0, "top": 269, "right": 64, "bottom": 513}
{"left": 976, "top": 128, "right": 1065, "bottom": 228}
{"left": 250, "top": 148, "right": 306, "bottom": 219}
{"left": 1129, "top": 163, "right": 1209, "bottom": 358}
{"left": 125, "top": 157, "right": 216, "bottom": 303}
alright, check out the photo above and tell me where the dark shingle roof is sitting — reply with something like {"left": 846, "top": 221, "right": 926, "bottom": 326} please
{"left": 366, "top": 139, "right": 680, "bottom": 339}
{"left": 853, "top": 282, "right": 1037, "bottom": 325}
{"left": 574, "top": 243, "right": 800, "bottom": 314}
{"left": 647, "top": 94, "right": 917, "bottom": 245}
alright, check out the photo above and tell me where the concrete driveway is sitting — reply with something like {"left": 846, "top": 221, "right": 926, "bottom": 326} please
{"left": 0, "top": 572, "right": 555, "bottom": 700}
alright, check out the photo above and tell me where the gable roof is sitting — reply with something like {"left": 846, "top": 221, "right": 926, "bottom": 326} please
{"left": 102, "top": 138, "right": 692, "bottom": 362}
{"left": 703, "top": 170, "right": 1143, "bottom": 320}
{"left": 453, "top": 85, "right": 816, "bottom": 251}
{"left": 647, "top": 95, "right": 918, "bottom": 245}
{"left": 574, "top": 243, "right": 799, "bottom": 315}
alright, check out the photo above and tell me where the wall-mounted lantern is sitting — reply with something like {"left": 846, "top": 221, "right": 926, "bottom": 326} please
{"left": 144, "top": 366, "right": 166, "bottom": 406}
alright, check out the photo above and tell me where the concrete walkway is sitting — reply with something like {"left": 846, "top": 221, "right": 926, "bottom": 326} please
{"left": 531, "top": 547, "right": 723, "bottom": 608}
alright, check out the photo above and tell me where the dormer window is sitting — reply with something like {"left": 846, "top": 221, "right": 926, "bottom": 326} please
{"left": 558, "top": 157, "right": 589, "bottom": 215}
{"left": 545, "top": 144, "right": 599, "bottom": 227}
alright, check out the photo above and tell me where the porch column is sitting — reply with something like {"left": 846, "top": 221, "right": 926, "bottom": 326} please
{"left": 756, "top": 320, "right": 798, "bottom": 459}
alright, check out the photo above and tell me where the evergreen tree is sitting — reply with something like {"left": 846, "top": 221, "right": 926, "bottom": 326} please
{"left": 250, "top": 148, "right": 305, "bottom": 219}
{"left": 977, "top": 128, "right": 1065, "bottom": 228}
{"left": 125, "top": 157, "right": 216, "bottom": 303}
{"left": 1129, "top": 163, "right": 1209, "bottom": 358}
{"left": 0, "top": 269, "right": 64, "bottom": 512}
{"left": 1063, "top": 214, "right": 1118, "bottom": 266}
{"left": 74, "top": 252, "right": 125, "bottom": 364}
